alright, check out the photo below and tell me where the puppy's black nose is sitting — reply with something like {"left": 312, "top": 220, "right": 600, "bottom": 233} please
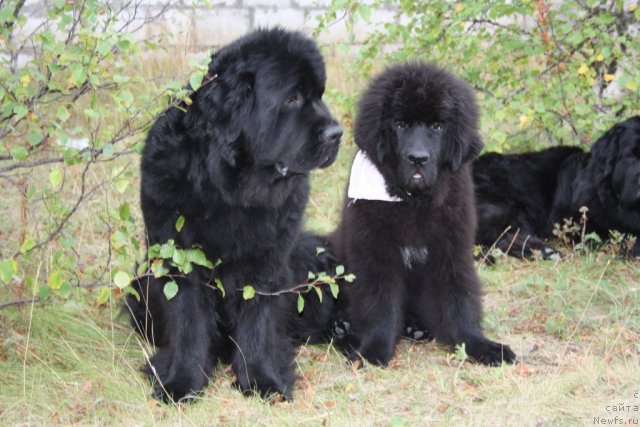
{"left": 408, "top": 152, "right": 430, "bottom": 166}
{"left": 321, "top": 124, "right": 343, "bottom": 146}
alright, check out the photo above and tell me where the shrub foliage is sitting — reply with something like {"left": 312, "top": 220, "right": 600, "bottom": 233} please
{"left": 1, "top": 1, "right": 639, "bottom": 306}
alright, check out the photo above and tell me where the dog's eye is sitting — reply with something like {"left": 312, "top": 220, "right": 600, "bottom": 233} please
{"left": 430, "top": 122, "right": 443, "bottom": 132}
{"left": 396, "top": 121, "right": 408, "bottom": 131}
{"left": 287, "top": 94, "right": 300, "bottom": 104}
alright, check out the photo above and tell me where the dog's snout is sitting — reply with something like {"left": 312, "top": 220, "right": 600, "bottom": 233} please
{"left": 321, "top": 124, "right": 343, "bottom": 146}
{"left": 407, "top": 151, "right": 430, "bottom": 166}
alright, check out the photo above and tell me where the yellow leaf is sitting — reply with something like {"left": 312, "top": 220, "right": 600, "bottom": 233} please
{"left": 604, "top": 73, "right": 615, "bottom": 82}
{"left": 577, "top": 64, "right": 588, "bottom": 75}
{"left": 588, "top": 77, "right": 595, "bottom": 86}
{"left": 630, "top": 3, "right": 637, "bottom": 12}
{"left": 519, "top": 115, "right": 530, "bottom": 130}
{"left": 20, "top": 75, "right": 30, "bottom": 86}
{"left": 595, "top": 54, "right": 604, "bottom": 62}
{"left": 454, "top": 4, "right": 463, "bottom": 12}
{"left": 625, "top": 81, "right": 638, "bottom": 92}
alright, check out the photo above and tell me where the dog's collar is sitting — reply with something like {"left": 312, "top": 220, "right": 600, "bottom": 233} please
{"left": 347, "top": 150, "right": 402, "bottom": 202}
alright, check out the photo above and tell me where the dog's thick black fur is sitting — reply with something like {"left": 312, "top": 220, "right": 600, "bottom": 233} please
{"left": 126, "top": 28, "right": 342, "bottom": 402}
{"left": 329, "top": 62, "right": 516, "bottom": 367}
{"left": 474, "top": 116, "right": 640, "bottom": 259}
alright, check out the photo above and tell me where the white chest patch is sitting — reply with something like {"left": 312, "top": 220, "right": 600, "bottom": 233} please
{"left": 400, "top": 246, "right": 429, "bottom": 270}
{"left": 347, "top": 150, "right": 402, "bottom": 202}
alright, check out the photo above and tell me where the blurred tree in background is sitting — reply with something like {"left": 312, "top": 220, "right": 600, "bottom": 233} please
{"left": 1, "top": 0, "right": 638, "bottom": 307}
{"left": 319, "top": 0, "right": 640, "bottom": 151}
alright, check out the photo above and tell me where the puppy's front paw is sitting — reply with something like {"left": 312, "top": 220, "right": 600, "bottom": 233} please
{"left": 465, "top": 339, "right": 516, "bottom": 366}
{"left": 332, "top": 319, "right": 352, "bottom": 341}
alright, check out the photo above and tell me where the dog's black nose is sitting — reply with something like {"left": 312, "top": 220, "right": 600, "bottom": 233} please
{"left": 321, "top": 124, "right": 343, "bottom": 146}
{"left": 408, "top": 152, "right": 430, "bottom": 166}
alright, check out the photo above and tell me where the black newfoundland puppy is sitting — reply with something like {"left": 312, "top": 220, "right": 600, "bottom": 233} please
{"left": 126, "top": 28, "right": 342, "bottom": 402}
{"left": 329, "top": 62, "right": 516, "bottom": 367}
{"left": 474, "top": 116, "right": 640, "bottom": 259}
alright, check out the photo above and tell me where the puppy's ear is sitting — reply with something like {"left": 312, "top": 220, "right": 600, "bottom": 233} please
{"left": 451, "top": 134, "right": 483, "bottom": 171}
{"left": 591, "top": 124, "right": 622, "bottom": 176}
{"left": 376, "top": 136, "right": 390, "bottom": 164}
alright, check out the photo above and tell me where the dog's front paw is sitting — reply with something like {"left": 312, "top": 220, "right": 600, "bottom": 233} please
{"left": 144, "top": 349, "right": 211, "bottom": 403}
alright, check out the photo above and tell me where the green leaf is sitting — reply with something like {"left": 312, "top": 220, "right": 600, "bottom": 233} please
{"left": 189, "top": 71, "right": 204, "bottom": 91}
{"left": 315, "top": 247, "right": 325, "bottom": 255}
{"left": 126, "top": 286, "right": 141, "bottom": 302}
{"left": 118, "top": 37, "right": 132, "bottom": 52}
{"left": 185, "top": 248, "right": 213, "bottom": 269}
{"left": 163, "top": 280, "right": 179, "bottom": 300}
{"left": 118, "top": 90, "right": 134, "bottom": 107}
{"left": 147, "top": 244, "right": 161, "bottom": 258}
{"left": 344, "top": 274, "right": 356, "bottom": 283}
{"left": 49, "top": 168, "right": 63, "bottom": 187}
{"left": 114, "top": 178, "right": 129, "bottom": 193}
{"left": 297, "top": 294, "right": 305, "bottom": 313}
{"left": 27, "top": 131, "right": 43, "bottom": 146}
{"left": 11, "top": 146, "right": 28, "bottom": 161}
{"left": 313, "top": 285, "right": 323, "bottom": 302}
{"left": 40, "top": 284, "right": 53, "bottom": 301}
{"left": 329, "top": 282, "right": 339, "bottom": 299}
{"left": 102, "top": 143, "right": 114, "bottom": 157}
{"left": 215, "top": 278, "right": 225, "bottom": 297}
{"left": 175, "top": 215, "right": 185, "bottom": 232}
{"left": 56, "top": 106, "right": 70, "bottom": 122}
{"left": 242, "top": 285, "right": 255, "bottom": 300}
{"left": 159, "top": 241, "right": 175, "bottom": 259}
{"left": 0, "top": 259, "right": 17, "bottom": 283}
{"left": 136, "top": 261, "right": 149, "bottom": 276}
{"left": 307, "top": 271, "right": 316, "bottom": 280}
{"left": 335, "top": 265, "right": 345, "bottom": 276}
{"left": 48, "top": 270, "right": 63, "bottom": 290}
{"left": 13, "top": 105, "right": 28, "bottom": 121}
{"left": 118, "top": 202, "right": 130, "bottom": 221}
{"left": 84, "top": 108, "right": 100, "bottom": 120}
{"left": 151, "top": 259, "right": 168, "bottom": 278}
{"left": 113, "top": 271, "right": 131, "bottom": 289}
{"left": 172, "top": 249, "right": 186, "bottom": 266}
{"left": 19, "top": 237, "right": 36, "bottom": 254}
{"left": 57, "top": 282, "right": 72, "bottom": 299}
{"left": 96, "top": 286, "right": 111, "bottom": 304}
{"left": 70, "top": 63, "right": 86, "bottom": 87}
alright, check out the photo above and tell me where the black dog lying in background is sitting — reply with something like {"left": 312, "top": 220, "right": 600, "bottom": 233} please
{"left": 474, "top": 116, "right": 640, "bottom": 259}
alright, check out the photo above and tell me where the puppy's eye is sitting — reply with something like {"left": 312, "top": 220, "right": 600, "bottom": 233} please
{"left": 287, "top": 94, "right": 300, "bottom": 104}
{"left": 430, "top": 122, "right": 443, "bottom": 132}
{"left": 396, "top": 121, "right": 408, "bottom": 131}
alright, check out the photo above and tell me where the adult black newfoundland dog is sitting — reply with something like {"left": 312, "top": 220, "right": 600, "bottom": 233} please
{"left": 126, "top": 28, "right": 342, "bottom": 402}
{"left": 474, "top": 116, "right": 640, "bottom": 259}
{"left": 329, "top": 62, "right": 516, "bottom": 367}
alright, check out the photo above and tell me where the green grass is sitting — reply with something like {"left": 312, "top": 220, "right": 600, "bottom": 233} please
{"left": 1, "top": 255, "right": 638, "bottom": 425}
{"left": 1, "top": 51, "right": 639, "bottom": 426}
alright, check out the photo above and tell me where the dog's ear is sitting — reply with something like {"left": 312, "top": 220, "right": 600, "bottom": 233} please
{"left": 451, "top": 134, "right": 483, "bottom": 171}
{"left": 223, "top": 71, "right": 255, "bottom": 136}
{"left": 212, "top": 71, "right": 255, "bottom": 167}
{"left": 591, "top": 124, "right": 622, "bottom": 176}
